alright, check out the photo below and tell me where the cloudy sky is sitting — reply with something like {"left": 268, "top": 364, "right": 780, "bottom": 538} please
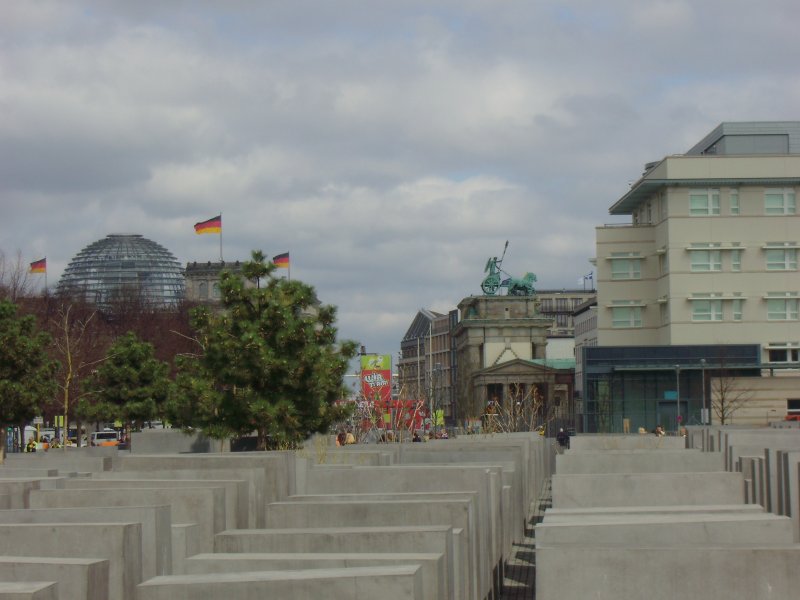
{"left": 3, "top": 1, "right": 800, "bottom": 357}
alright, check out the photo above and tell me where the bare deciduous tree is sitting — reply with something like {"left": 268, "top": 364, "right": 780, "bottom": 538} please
{"left": 0, "top": 250, "right": 35, "bottom": 302}
{"left": 50, "top": 302, "right": 104, "bottom": 447}
{"left": 483, "top": 383, "right": 552, "bottom": 434}
{"left": 711, "top": 372, "right": 754, "bottom": 425}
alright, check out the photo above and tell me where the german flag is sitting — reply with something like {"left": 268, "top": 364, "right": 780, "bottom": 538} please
{"left": 194, "top": 215, "right": 222, "bottom": 234}
{"left": 29, "top": 258, "right": 46, "bottom": 273}
{"left": 272, "top": 252, "right": 289, "bottom": 268}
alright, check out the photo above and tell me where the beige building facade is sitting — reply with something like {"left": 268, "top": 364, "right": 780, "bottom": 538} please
{"left": 596, "top": 153, "right": 800, "bottom": 365}
{"left": 588, "top": 122, "right": 800, "bottom": 428}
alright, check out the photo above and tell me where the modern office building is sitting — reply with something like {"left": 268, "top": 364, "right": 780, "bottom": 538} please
{"left": 57, "top": 234, "right": 184, "bottom": 308}
{"left": 584, "top": 122, "right": 800, "bottom": 430}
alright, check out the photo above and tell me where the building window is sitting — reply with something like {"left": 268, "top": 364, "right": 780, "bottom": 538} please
{"left": 788, "top": 399, "right": 800, "bottom": 418}
{"left": 767, "top": 295, "right": 799, "bottom": 320}
{"left": 556, "top": 298, "right": 569, "bottom": 311}
{"left": 730, "top": 249, "right": 742, "bottom": 272}
{"left": 730, "top": 190, "right": 740, "bottom": 215}
{"left": 732, "top": 299, "right": 743, "bottom": 321}
{"left": 765, "top": 245, "right": 797, "bottom": 270}
{"left": 199, "top": 282, "right": 208, "bottom": 299}
{"left": 540, "top": 298, "right": 552, "bottom": 312}
{"left": 692, "top": 299, "right": 723, "bottom": 322}
{"left": 768, "top": 347, "right": 799, "bottom": 363}
{"left": 689, "top": 189, "right": 720, "bottom": 216}
{"left": 690, "top": 249, "right": 722, "bottom": 272}
{"left": 659, "top": 253, "right": 668, "bottom": 275}
{"left": 610, "top": 257, "right": 641, "bottom": 280}
{"left": 212, "top": 283, "right": 221, "bottom": 299}
{"left": 765, "top": 188, "right": 796, "bottom": 215}
{"left": 611, "top": 305, "right": 642, "bottom": 328}
{"left": 660, "top": 302, "right": 669, "bottom": 324}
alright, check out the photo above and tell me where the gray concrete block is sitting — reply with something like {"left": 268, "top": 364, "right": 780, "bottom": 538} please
{"left": 0, "top": 468, "right": 60, "bottom": 478}
{"left": 3, "top": 454, "right": 112, "bottom": 472}
{"left": 62, "top": 477, "right": 245, "bottom": 530}
{"left": 170, "top": 523, "right": 202, "bottom": 576}
{"left": 303, "top": 463, "right": 505, "bottom": 577}
{"left": 543, "top": 504, "right": 764, "bottom": 523}
{"left": 537, "top": 545, "right": 800, "bottom": 600}
{"left": 782, "top": 451, "right": 800, "bottom": 541}
{"left": 137, "top": 565, "right": 424, "bottom": 600}
{"left": 0, "top": 505, "right": 171, "bottom": 578}
{"left": 184, "top": 552, "right": 444, "bottom": 600}
{"left": 94, "top": 469, "right": 258, "bottom": 527}
{"left": 29, "top": 486, "right": 224, "bottom": 553}
{"left": 264, "top": 499, "right": 480, "bottom": 600}
{"left": 0, "top": 556, "right": 109, "bottom": 600}
{"left": 555, "top": 449, "right": 725, "bottom": 474}
{"left": 129, "top": 429, "right": 227, "bottom": 454}
{"left": 0, "top": 479, "right": 64, "bottom": 509}
{"left": 552, "top": 472, "right": 745, "bottom": 508}
{"left": 568, "top": 434, "right": 686, "bottom": 451}
{"left": 0, "top": 581, "right": 58, "bottom": 600}
{"left": 0, "top": 522, "right": 142, "bottom": 600}
{"left": 214, "top": 526, "right": 457, "bottom": 600}
{"left": 397, "top": 452, "right": 525, "bottom": 543}
{"left": 536, "top": 512, "right": 793, "bottom": 546}
{"left": 111, "top": 453, "right": 291, "bottom": 508}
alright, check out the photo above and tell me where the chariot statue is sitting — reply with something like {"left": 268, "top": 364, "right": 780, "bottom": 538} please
{"left": 481, "top": 241, "right": 537, "bottom": 296}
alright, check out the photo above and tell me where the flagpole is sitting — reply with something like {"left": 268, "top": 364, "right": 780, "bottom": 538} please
{"left": 219, "top": 212, "right": 223, "bottom": 262}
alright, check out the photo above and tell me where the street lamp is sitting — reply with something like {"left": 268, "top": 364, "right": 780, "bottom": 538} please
{"left": 675, "top": 365, "right": 681, "bottom": 434}
{"left": 766, "top": 409, "right": 777, "bottom": 425}
{"left": 700, "top": 358, "right": 707, "bottom": 425}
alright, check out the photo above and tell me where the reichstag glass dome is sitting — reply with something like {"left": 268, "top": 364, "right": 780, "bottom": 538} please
{"left": 57, "top": 234, "right": 184, "bottom": 307}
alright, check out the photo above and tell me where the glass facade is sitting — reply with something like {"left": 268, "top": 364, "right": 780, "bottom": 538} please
{"left": 580, "top": 345, "right": 761, "bottom": 433}
{"left": 57, "top": 234, "right": 184, "bottom": 308}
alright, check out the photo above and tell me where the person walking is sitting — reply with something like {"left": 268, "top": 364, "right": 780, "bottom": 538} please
{"left": 556, "top": 428, "right": 570, "bottom": 451}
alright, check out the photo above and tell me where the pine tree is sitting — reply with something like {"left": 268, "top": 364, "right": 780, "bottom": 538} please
{"left": 168, "top": 251, "right": 357, "bottom": 450}
{"left": 0, "top": 300, "right": 58, "bottom": 462}
{"left": 78, "top": 331, "right": 170, "bottom": 429}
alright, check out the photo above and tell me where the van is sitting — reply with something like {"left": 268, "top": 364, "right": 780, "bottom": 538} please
{"left": 90, "top": 430, "right": 119, "bottom": 447}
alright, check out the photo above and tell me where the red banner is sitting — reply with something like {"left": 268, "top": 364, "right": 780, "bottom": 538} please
{"left": 360, "top": 354, "right": 392, "bottom": 404}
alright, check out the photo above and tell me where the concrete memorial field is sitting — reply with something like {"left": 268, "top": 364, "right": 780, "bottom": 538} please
{"left": 0, "top": 430, "right": 548, "bottom": 599}
{"left": 4, "top": 425, "right": 799, "bottom": 599}
{"left": 538, "top": 427, "right": 800, "bottom": 600}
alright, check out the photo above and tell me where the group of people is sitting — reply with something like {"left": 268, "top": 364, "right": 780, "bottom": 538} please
{"left": 24, "top": 435, "right": 62, "bottom": 452}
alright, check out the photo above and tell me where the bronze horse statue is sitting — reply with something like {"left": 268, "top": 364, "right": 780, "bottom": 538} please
{"left": 480, "top": 242, "right": 537, "bottom": 296}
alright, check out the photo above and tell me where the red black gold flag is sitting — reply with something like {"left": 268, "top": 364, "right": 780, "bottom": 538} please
{"left": 272, "top": 252, "right": 290, "bottom": 268}
{"left": 29, "top": 258, "right": 46, "bottom": 273}
{"left": 194, "top": 215, "right": 222, "bottom": 234}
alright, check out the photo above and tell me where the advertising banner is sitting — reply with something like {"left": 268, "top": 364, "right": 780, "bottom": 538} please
{"left": 361, "top": 354, "right": 392, "bottom": 404}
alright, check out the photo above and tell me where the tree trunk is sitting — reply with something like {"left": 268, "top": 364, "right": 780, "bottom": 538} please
{"left": 257, "top": 427, "right": 269, "bottom": 451}
{"left": 0, "top": 428, "right": 6, "bottom": 464}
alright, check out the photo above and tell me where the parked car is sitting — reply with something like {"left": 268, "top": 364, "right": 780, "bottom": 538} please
{"left": 90, "top": 430, "right": 120, "bottom": 447}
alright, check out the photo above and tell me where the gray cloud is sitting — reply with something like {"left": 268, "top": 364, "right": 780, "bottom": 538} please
{"left": 3, "top": 0, "right": 800, "bottom": 355}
